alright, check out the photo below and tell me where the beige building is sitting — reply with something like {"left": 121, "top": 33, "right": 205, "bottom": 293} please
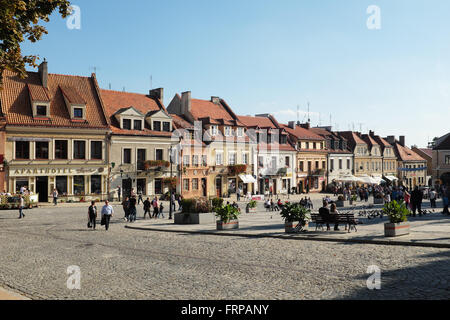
{"left": 337, "top": 131, "right": 373, "bottom": 179}
{"left": 0, "top": 62, "right": 110, "bottom": 202}
{"left": 101, "top": 88, "right": 176, "bottom": 200}
{"left": 431, "top": 133, "right": 450, "bottom": 186}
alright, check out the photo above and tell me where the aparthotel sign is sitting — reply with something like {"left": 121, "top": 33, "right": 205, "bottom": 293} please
{"left": 10, "top": 166, "right": 106, "bottom": 177}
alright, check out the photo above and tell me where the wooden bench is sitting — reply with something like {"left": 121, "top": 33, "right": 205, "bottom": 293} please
{"left": 310, "top": 213, "right": 358, "bottom": 233}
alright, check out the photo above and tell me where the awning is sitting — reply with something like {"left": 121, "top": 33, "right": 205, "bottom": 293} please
{"left": 335, "top": 175, "right": 359, "bottom": 182}
{"left": 384, "top": 175, "right": 399, "bottom": 181}
{"left": 239, "top": 174, "right": 257, "bottom": 184}
{"left": 372, "top": 176, "right": 385, "bottom": 184}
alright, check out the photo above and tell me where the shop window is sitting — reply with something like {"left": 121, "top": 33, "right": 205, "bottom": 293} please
{"left": 155, "top": 178, "right": 163, "bottom": 194}
{"left": 137, "top": 179, "right": 146, "bottom": 195}
{"left": 73, "top": 176, "right": 85, "bottom": 195}
{"left": 16, "top": 179, "right": 29, "bottom": 193}
{"left": 35, "top": 141, "right": 49, "bottom": 159}
{"left": 15, "top": 141, "right": 30, "bottom": 159}
{"left": 55, "top": 140, "right": 68, "bottom": 159}
{"left": 73, "top": 140, "right": 86, "bottom": 159}
{"left": 56, "top": 176, "right": 68, "bottom": 195}
{"left": 91, "top": 141, "right": 102, "bottom": 160}
{"left": 91, "top": 175, "right": 101, "bottom": 194}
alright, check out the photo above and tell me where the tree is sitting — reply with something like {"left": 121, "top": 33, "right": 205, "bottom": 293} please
{"left": 0, "top": 0, "right": 71, "bottom": 87}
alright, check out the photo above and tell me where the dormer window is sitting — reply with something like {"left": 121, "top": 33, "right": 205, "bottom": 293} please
{"left": 36, "top": 105, "right": 48, "bottom": 117}
{"left": 123, "top": 119, "right": 132, "bottom": 130}
{"left": 134, "top": 120, "right": 142, "bottom": 130}
{"left": 73, "top": 107, "right": 83, "bottom": 119}
{"left": 153, "top": 121, "right": 161, "bottom": 131}
{"left": 163, "top": 121, "right": 171, "bottom": 132}
{"left": 224, "top": 126, "right": 231, "bottom": 136}
{"left": 211, "top": 125, "right": 218, "bottom": 136}
{"left": 237, "top": 127, "right": 244, "bottom": 137}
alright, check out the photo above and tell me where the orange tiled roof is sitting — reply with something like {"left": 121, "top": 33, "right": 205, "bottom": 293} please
{"left": 237, "top": 115, "right": 277, "bottom": 129}
{"left": 281, "top": 124, "right": 324, "bottom": 141}
{"left": 0, "top": 70, "right": 109, "bottom": 129}
{"left": 394, "top": 143, "right": 425, "bottom": 162}
{"left": 190, "top": 98, "right": 244, "bottom": 126}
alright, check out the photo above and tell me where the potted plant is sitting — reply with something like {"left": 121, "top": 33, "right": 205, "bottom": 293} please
{"left": 383, "top": 200, "right": 410, "bottom": 237}
{"left": 174, "top": 198, "right": 216, "bottom": 225}
{"left": 211, "top": 197, "right": 224, "bottom": 211}
{"left": 335, "top": 195, "right": 347, "bottom": 208}
{"left": 246, "top": 200, "right": 257, "bottom": 213}
{"left": 280, "top": 203, "right": 311, "bottom": 233}
{"left": 373, "top": 192, "right": 385, "bottom": 205}
{"left": 349, "top": 194, "right": 357, "bottom": 205}
{"left": 215, "top": 204, "right": 241, "bottom": 230}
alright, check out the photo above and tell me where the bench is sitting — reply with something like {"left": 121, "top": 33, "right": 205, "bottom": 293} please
{"left": 311, "top": 213, "right": 358, "bottom": 233}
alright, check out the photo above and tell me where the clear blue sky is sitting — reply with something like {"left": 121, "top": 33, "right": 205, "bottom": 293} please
{"left": 21, "top": 0, "right": 450, "bottom": 147}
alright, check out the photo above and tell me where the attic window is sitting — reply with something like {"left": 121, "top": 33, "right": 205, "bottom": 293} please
{"left": 36, "top": 105, "right": 48, "bottom": 117}
{"left": 123, "top": 119, "right": 132, "bottom": 130}
{"left": 74, "top": 108, "right": 83, "bottom": 118}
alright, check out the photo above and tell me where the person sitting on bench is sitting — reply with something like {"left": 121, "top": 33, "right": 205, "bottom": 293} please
{"left": 319, "top": 200, "right": 339, "bottom": 231}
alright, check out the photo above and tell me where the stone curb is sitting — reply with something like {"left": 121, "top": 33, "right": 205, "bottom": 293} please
{"left": 125, "top": 225, "right": 450, "bottom": 249}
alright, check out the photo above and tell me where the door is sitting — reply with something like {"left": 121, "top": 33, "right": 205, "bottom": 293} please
{"left": 202, "top": 178, "right": 207, "bottom": 197}
{"left": 216, "top": 177, "right": 222, "bottom": 198}
{"left": 122, "top": 178, "right": 132, "bottom": 199}
{"left": 36, "top": 176, "right": 48, "bottom": 203}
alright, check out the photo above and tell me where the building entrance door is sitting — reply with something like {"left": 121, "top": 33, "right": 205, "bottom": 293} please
{"left": 122, "top": 178, "right": 132, "bottom": 199}
{"left": 202, "top": 178, "right": 207, "bottom": 197}
{"left": 216, "top": 177, "right": 222, "bottom": 198}
{"left": 36, "top": 176, "right": 48, "bottom": 203}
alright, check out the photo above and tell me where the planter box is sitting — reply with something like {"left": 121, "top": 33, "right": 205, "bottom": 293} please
{"left": 216, "top": 220, "right": 239, "bottom": 230}
{"left": 335, "top": 200, "right": 348, "bottom": 208}
{"left": 285, "top": 221, "right": 305, "bottom": 233}
{"left": 246, "top": 207, "right": 257, "bottom": 213}
{"left": 174, "top": 212, "right": 216, "bottom": 225}
{"left": 374, "top": 198, "right": 384, "bottom": 205}
{"left": 384, "top": 222, "right": 410, "bottom": 237}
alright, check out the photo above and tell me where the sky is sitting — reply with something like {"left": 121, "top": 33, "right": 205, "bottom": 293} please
{"left": 20, "top": 0, "right": 450, "bottom": 148}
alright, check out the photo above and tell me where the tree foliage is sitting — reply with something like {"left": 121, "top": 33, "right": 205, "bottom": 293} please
{"left": 0, "top": 0, "right": 71, "bottom": 87}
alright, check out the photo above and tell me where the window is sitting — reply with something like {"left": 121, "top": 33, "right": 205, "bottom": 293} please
{"left": 306, "top": 142, "right": 310, "bottom": 149}
{"left": 56, "top": 176, "right": 68, "bottom": 195}
{"left": 134, "top": 120, "right": 142, "bottom": 131}
{"left": 155, "top": 179, "right": 162, "bottom": 194}
{"left": 73, "top": 108, "right": 83, "bottom": 118}
{"left": 243, "top": 153, "right": 249, "bottom": 165}
{"left": 202, "top": 155, "right": 208, "bottom": 166}
{"left": 91, "top": 141, "right": 102, "bottom": 160}
{"left": 258, "top": 156, "right": 264, "bottom": 168}
{"left": 300, "top": 161, "right": 304, "bottom": 172}
{"left": 15, "top": 141, "right": 30, "bottom": 159}
{"left": 163, "top": 122, "right": 171, "bottom": 132}
{"left": 192, "top": 178, "right": 199, "bottom": 190}
{"left": 73, "top": 141, "right": 86, "bottom": 159}
{"left": 183, "top": 155, "right": 190, "bottom": 167}
{"left": 123, "top": 148, "right": 131, "bottom": 164}
{"left": 73, "top": 176, "right": 85, "bottom": 195}
{"left": 228, "top": 152, "right": 236, "bottom": 165}
{"left": 224, "top": 126, "right": 231, "bottom": 136}
{"left": 153, "top": 121, "right": 161, "bottom": 131}
{"left": 322, "top": 161, "right": 326, "bottom": 169}
{"left": 35, "top": 141, "right": 49, "bottom": 159}
{"left": 36, "top": 105, "right": 47, "bottom": 116}
{"left": 15, "top": 179, "right": 28, "bottom": 193}
{"left": 155, "top": 149, "right": 163, "bottom": 161}
{"left": 216, "top": 152, "right": 223, "bottom": 165}
{"left": 285, "top": 156, "right": 290, "bottom": 167}
{"left": 237, "top": 127, "right": 244, "bottom": 137}
{"left": 445, "top": 156, "right": 450, "bottom": 164}
{"left": 330, "top": 159, "right": 334, "bottom": 170}
{"left": 313, "top": 142, "right": 317, "bottom": 149}
{"left": 211, "top": 126, "right": 218, "bottom": 136}
{"left": 308, "top": 161, "right": 312, "bottom": 172}
{"left": 55, "top": 140, "right": 68, "bottom": 159}
{"left": 192, "top": 155, "right": 199, "bottom": 167}
{"left": 137, "top": 179, "right": 146, "bottom": 195}
{"left": 347, "top": 159, "right": 351, "bottom": 170}
{"left": 137, "top": 149, "right": 146, "bottom": 171}
{"left": 183, "top": 179, "right": 190, "bottom": 191}
{"left": 91, "top": 175, "right": 101, "bottom": 194}
{"left": 123, "top": 119, "right": 132, "bottom": 130}
{"left": 280, "top": 135, "right": 287, "bottom": 144}
{"left": 315, "top": 161, "right": 319, "bottom": 169}
{"left": 339, "top": 159, "right": 342, "bottom": 170}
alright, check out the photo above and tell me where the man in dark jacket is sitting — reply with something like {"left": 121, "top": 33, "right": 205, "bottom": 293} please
{"left": 129, "top": 196, "right": 137, "bottom": 222}
{"left": 411, "top": 186, "right": 423, "bottom": 217}
{"left": 143, "top": 197, "right": 151, "bottom": 219}
{"left": 319, "top": 200, "right": 338, "bottom": 231}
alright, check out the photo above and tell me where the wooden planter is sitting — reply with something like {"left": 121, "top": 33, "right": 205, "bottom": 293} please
{"left": 285, "top": 221, "right": 305, "bottom": 233}
{"left": 374, "top": 198, "right": 384, "bottom": 205}
{"left": 384, "top": 222, "right": 410, "bottom": 237}
{"left": 174, "top": 212, "right": 216, "bottom": 225}
{"left": 335, "top": 200, "right": 347, "bottom": 208}
{"left": 246, "top": 207, "right": 257, "bottom": 213}
{"left": 217, "top": 220, "right": 239, "bottom": 230}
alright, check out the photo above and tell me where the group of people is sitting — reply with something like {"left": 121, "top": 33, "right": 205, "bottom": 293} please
{"left": 87, "top": 200, "right": 114, "bottom": 231}
{"left": 122, "top": 194, "right": 164, "bottom": 222}
{"left": 264, "top": 199, "right": 283, "bottom": 211}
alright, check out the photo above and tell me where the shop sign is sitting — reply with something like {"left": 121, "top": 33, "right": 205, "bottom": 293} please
{"left": 10, "top": 167, "right": 106, "bottom": 177}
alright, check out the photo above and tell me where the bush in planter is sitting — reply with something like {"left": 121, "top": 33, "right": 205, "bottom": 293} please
{"left": 211, "top": 197, "right": 224, "bottom": 211}
{"left": 280, "top": 203, "right": 311, "bottom": 224}
{"left": 215, "top": 204, "right": 240, "bottom": 223}
{"left": 181, "top": 198, "right": 212, "bottom": 213}
{"left": 248, "top": 200, "right": 257, "bottom": 208}
{"left": 337, "top": 195, "right": 345, "bottom": 201}
{"left": 382, "top": 200, "right": 409, "bottom": 224}
{"left": 350, "top": 194, "right": 358, "bottom": 202}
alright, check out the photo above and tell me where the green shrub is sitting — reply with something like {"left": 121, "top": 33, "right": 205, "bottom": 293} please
{"left": 212, "top": 198, "right": 224, "bottom": 210}
{"left": 181, "top": 198, "right": 211, "bottom": 213}
{"left": 280, "top": 203, "right": 311, "bottom": 223}
{"left": 248, "top": 200, "right": 257, "bottom": 208}
{"left": 215, "top": 204, "right": 241, "bottom": 223}
{"left": 382, "top": 200, "right": 409, "bottom": 223}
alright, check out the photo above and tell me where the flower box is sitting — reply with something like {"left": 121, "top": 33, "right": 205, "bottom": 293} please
{"left": 216, "top": 220, "right": 239, "bottom": 230}
{"left": 384, "top": 222, "right": 410, "bottom": 237}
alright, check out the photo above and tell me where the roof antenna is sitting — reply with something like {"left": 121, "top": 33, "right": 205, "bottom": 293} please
{"left": 297, "top": 105, "right": 299, "bottom": 125}
{"left": 307, "top": 102, "right": 311, "bottom": 123}
{"left": 122, "top": 86, "right": 125, "bottom": 92}
{"left": 108, "top": 83, "right": 111, "bottom": 90}
{"left": 150, "top": 75, "right": 152, "bottom": 90}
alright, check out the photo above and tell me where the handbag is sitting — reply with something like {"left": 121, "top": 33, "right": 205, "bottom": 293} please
{"left": 87, "top": 221, "right": 92, "bottom": 228}
{"left": 101, "top": 215, "right": 106, "bottom": 226}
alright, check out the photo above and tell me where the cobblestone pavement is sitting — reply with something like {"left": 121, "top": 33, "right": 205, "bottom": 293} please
{"left": 0, "top": 205, "right": 449, "bottom": 300}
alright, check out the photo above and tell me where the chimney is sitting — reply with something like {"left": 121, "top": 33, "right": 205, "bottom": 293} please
{"left": 255, "top": 113, "right": 270, "bottom": 118}
{"left": 399, "top": 136, "right": 405, "bottom": 147}
{"left": 38, "top": 59, "right": 48, "bottom": 88}
{"left": 149, "top": 88, "right": 164, "bottom": 101}
{"left": 211, "top": 96, "right": 220, "bottom": 104}
{"left": 300, "top": 122, "right": 310, "bottom": 129}
{"left": 369, "top": 130, "right": 375, "bottom": 137}
{"left": 181, "top": 91, "right": 191, "bottom": 115}
{"left": 288, "top": 121, "right": 295, "bottom": 129}
{"left": 385, "top": 136, "right": 395, "bottom": 144}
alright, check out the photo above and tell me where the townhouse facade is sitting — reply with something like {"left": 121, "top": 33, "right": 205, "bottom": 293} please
{"left": 432, "top": 132, "right": 450, "bottom": 187}
{"left": 338, "top": 131, "right": 373, "bottom": 181}
{"left": 371, "top": 133, "right": 398, "bottom": 183}
{"left": 100, "top": 88, "right": 176, "bottom": 200}
{"left": 238, "top": 114, "right": 297, "bottom": 195}
{"left": 0, "top": 62, "right": 110, "bottom": 202}
{"left": 168, "top": 92, "right": 257, "bottom": 198}
{"left": 411, "top": 146, "right": 433, "bottom": 185}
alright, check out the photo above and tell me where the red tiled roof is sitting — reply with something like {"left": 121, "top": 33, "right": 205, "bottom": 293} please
{"left": 60, "top": 85, "right": 86, "bottom": 104}
{"left": 394, "top": 143, "right": 425, "bottom": 162}
{"left": 281, "top": 124, "right": 324, "bottom": 141}
{"left": 237, "top": 115, "right": 277, "bottom": 129}
{"left": 415, "top": 148, "right": 433, "bottom": 159}
{"left": 171, "top": 114, "right": 193, "bottom": 130}
{"left": 190, "top": 98, "right": 244, "bottom": 126}
{"left": 1, "top": 70, "right": 109, "bottom": 129}
{"left": 338, "top": 131, "right": 367, "bottom": 145}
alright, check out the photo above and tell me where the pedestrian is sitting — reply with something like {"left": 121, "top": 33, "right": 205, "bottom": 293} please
{"left": 137, "top": 189, "right": 144, "bottom": 205}
{"left": 171, "top": 193, "right": 176, "bottom": 212}
{"left": 237, "top": 187, "right": 241, "bottom": 201}
{"left": 177, "top": 195, "right": 183, "bottom": 211}
{"left": 442, "top": 185, "right": 449, "bottom": 215}
{"left": 130, "top": 188, "right": 136, "bottom": 198}
{"left": 411, "top": 186, "right": 423, "bottom": 217}
{"left": 159, "top": 202, "right": 165, "bottom": 218}
{"left": 429, "top": 188, "right": 437, "bottom": 208}
{"left": 152, "top": 197, "right": 159, "bottom": 218}
{"left": 18, "top": 194, "right": 25, "bottom": 219}
{"left": 143, "top": 197, "right": 151, "bottom": 219}
{"left": 122, "top": 197, "right": 130, "bottom": 221}
{"left": 101, "top": 200, "right": 114, "bottom": 231}
{"left": 117, "top": 186, "right": 121, "bottom": 202}
{"left": 129, "top": 196, "right": 137, "bottom": 222}
{"left": 52, "top": 188, "right": 58, "bottom": 206}
{"left": 87, "top": 201, "right": 97, "bottom": 230}
{"left": 307, "top": 197, "right": 313, "bottom": 209}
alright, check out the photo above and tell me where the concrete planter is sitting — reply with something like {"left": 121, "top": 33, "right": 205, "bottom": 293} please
{"left": 174, "top": 212, "right": 216, "bottom": 225}
{"left": 246, "top": 207, "right": 257, "bottom": 213}
{"left": 216, "top": 220, "right": 239, "bottom": 230}
{"left": 285, "top": 221, "right": 305, "bottom": 233}
{"left": 384, "top": 222, "right": 410, "bottom": 237}
{"left": 335, "top": 200, "right": 348, "bottom": 208}
{"left": 374, "top": 198, "right": 384, "bottom": 205}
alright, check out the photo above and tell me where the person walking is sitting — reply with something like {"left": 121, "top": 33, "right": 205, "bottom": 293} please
{"left": 411, "top": 186, "right": 423, "bottom": 217}
{"left": 171, "top": 193, "right": 176, "bottom": 212}
{"left": 442, "top": 185, "right": 449, "bottom": 215}
{"left": 429, "top": 188, "right": 437, "bottom": 208}
{"left": 129, "top": 196, "right": 137, "bottom": 222}
{"left": 18, "top": 194, "right": 25, "bottom": 219}
{"left": 237, "top": 187, "right": 241, "bottom": 202}
{"left": 159, "top": 201, "right": 165, "bottom": 218}
{"left": 52, "top": 188, "right": 58, "bottom": 206}
{"left": 177, "top": 195, "right": 183, "bottom": 211}
{"left": 143, "top": 197, "right": 151, "bottom": 219}
{"left": 137, "top": 189, "right": 144, "bottom": 205}
{"left": 101, "top": 200, "right": 114, "bottom": 231}
{"left": 121, "top": 197, "right": 130, "bottom": 221}
{"left": 152, "top": 197, "right": 159, "bottom": 218}
{"left": 87, "top": 201, "right": 97, "bottom": 230}
{"left": 117, "top": 186, "right": 121, "bottom": 202}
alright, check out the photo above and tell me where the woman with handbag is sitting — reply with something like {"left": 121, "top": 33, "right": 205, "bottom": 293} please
{"left": 87, "top": 201, "right": 97, "bottom": 230}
